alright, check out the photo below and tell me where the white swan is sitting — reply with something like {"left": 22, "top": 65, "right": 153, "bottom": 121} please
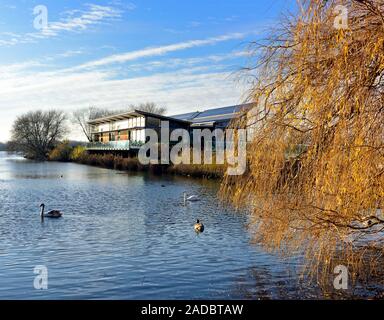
{"left": 183, "top": 192, "right": 200, "bottom": 205}
{"left": 40, "top": 203, "right": 62, "bottom": 220}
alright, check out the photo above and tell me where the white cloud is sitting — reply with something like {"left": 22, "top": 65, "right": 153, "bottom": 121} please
{"left": 42, "top": 4, "right": 121, "bottom": 36}
{"left": 0, "top": 4, "right": 123, "bottom": 46}
{"left": 123, "top": 51, "right": 248, "bottom": 73}
{"left": 55, "top": 50, "right": 85, "bottom": 58}
{"left": 0, "top": 4, "right": 17, "bottom": 10}
{"left": 73, "top": 33, "right": 246, "bottom": 70}
{"left": 0, "top": 33, "right": 250, "bottom": 141}
{"left": 107, "top": 1, "right": 136, "bottom": 11}
{"left": 0, "top": 64, "right": 246, "bottom": 141}
{"left": 189, "top": 21, "right": 202, "bottom": 28}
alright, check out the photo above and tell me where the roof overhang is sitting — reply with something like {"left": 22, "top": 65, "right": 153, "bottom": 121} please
{"left": 88, "top": 111, "right": 144, "bottom": 125}
{"left": 88, "top": 109, "right": 190, "bottom": 126}
{"left": 190, "top": 121, "right": 216, "bottom": 128}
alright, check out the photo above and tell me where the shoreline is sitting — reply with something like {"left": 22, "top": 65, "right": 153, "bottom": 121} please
{"left": 67, "top": 153, "right": 224, "bottom": 180}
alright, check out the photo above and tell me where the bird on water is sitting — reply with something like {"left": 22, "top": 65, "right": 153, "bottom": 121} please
{"left": 39, "top": 203, "right": 62, "bottom": 220}
{"left": 183, "top": 192, "right": 200, "bottom": 205}
{"left": 194, "top": 219, "right": 204, "bottom": 233}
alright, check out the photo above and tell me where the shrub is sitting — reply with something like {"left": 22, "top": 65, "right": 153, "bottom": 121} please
{"left": 97, "top": 154, "right": 115, "bottom": 168}
{"left": 48, "top": 141, "right": 73, "bottom": 162}
{"left": 70, "top": 145, "right": 87, "bottom": 161}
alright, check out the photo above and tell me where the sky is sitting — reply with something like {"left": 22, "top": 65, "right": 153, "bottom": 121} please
{"left": 0, "top": 0, "right": 296, "bottom": 142}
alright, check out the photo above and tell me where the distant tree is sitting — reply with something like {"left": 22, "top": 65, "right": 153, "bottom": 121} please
{"left": 6, "top": 140, "right": 19, "bottom": 152}
{"left": 131, "top": 102, "right": 167, "bottom": 115}
{"left": 10, "top": 110, "right": 67, "bottom": 160}
{"left": 72, "top": 107, "right": 118, "bottom": 142}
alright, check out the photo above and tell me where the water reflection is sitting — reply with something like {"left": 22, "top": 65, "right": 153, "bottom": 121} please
{"left": 0, "top": 151, "right": 309, "bottom": 299}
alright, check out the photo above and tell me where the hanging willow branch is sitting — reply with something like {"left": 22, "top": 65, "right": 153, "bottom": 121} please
{"left": 221, "top": 0, "right": 384, "bottom": 285}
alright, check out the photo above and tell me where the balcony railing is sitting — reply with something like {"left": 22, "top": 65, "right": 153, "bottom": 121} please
{"left": 86, "top": 141, "right": 130, "bottom": 151}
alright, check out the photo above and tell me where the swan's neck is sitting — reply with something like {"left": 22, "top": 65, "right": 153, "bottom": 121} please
{"left": 183, "top": 193, "right": 187, "bottom": 204}
{"left": 40, "top": 206, "right": 44, "bottom": 217}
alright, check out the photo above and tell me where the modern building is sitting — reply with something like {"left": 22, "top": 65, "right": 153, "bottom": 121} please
{"left": 171, "top": 103, "right": 253, "bottom": 130}
{"left": 87, "top": 109, "right": 190, "bottom": 152}
{"left": 86, "top": 103, "right": 253, "bottom": 153}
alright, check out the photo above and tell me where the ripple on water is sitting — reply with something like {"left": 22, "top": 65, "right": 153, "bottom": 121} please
{"left": 0, "top": 152, "right": 319, "bottom": 299}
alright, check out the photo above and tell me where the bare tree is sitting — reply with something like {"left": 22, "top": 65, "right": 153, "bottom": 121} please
{"left": 72, "top": 107, "right": 119, "bottom": 142}
{"left": 131, "top": 102, "right": 167, "bottom": 115}
{"left": 10, "top": 110, "right": 67, "bottom": 160}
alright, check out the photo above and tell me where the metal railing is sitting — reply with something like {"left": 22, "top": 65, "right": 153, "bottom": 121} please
{"left": 86, "top": 141, "right": 130, "bottom": 151}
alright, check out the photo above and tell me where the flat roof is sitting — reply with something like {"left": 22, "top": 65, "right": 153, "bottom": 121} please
{"left": 88, "top": 103, "right": 254, "bottom": 126}
{"left": 88, "top": 109, "right": 190, "bottom": 125}
{"left": 171, "top": 103, "right": 254, "bottom": 123}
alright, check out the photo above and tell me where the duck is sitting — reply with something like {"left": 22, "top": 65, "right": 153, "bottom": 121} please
{"left": 194, "top": 219, "right": 204, "bottom": 233}
{"left": 183, "top": 192, "right": 200, "bottom": 205}
{"left": 40, "top": 203, "right": 62, "bottom": 220}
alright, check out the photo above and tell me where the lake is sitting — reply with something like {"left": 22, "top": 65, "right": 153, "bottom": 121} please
{"left": 0, "top": 151, "right": 317, "bottom": 299}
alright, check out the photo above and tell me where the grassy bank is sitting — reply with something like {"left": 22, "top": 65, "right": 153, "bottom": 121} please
{"left": 167, "top": 163, "right": 224, "bottom": 179}
{"left": 49, "top": 142, "right": 224, "bottom": 179}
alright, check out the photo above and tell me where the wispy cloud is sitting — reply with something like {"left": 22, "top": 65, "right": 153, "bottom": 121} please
{"left": 107, "top": 0, "right": 136, "bottom": 11}
{"left": 0, "top": 64, "right": 245, "bottom": 140}
{"left": 123, "top": 51, "right": 249, "bottom": 73}
{"left": 0, "top": 52, "right": 247, "bottom": 141}
{"left": 0, "top": 4, "right": 17, "bottom": 10}
{"left": 74, "top": 32, "right": 247, "bottom": 70}
{"left": 55, "top": 50, "right": 85, "bottom": 58}
{"left": 188, "top": 21, "right": 202, "bottom": 28}
{"left": 0, "top": 30, "right": 250, "bottom": 141}
{"left": 0, "top": 4, "right": 124, "bottom": 46}
{"left": 38, "top": 4, "right": 122, "bottom": 37}
{"left": 0, "top": 65, "right": 243, "bottom": 115}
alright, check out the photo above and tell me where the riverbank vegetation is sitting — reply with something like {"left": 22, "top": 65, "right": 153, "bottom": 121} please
{"left": 49, "top": 141, "right": 224, "bottom": 178}
{"left": 222, "top": 0, "right": 384, "bottom": 286}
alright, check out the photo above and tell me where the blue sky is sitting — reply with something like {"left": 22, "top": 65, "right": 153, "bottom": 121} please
{"left": 0, "top": 0, "right": 296, "bottom": 141}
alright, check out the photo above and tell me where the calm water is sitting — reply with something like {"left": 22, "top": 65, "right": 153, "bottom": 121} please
{"left": 0, "top": 151, "right": 316, "bottom": 299}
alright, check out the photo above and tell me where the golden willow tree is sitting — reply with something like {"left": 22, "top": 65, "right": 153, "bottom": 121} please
{"left": 222, "top": 0, "right": 384, "bottom": 285}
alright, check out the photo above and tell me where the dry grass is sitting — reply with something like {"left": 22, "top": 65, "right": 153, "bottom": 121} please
{"left": 73, "top": 151, "right": 224, "bottom": 178}
{"left": 168, "top": 163, "right": 224, "bottom": 179}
